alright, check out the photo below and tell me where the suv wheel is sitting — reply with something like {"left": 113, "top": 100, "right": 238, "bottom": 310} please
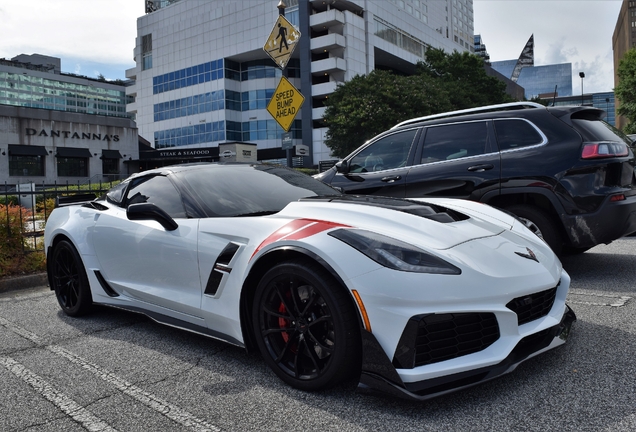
{"left": 506, "top": 205, "right": 562, "bottom": 256}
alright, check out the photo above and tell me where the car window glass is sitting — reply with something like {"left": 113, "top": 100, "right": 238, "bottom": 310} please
{"left": 494, "top": 119, "right": 544, "bottom": 150}
{"left": 176, "top": 164, "right": 341, "bottom": 217}
{"left": 571, "top": 118, "right": 631, "bottom": 144}
{"left": 421, "top": 122, "right": 488, "bottom": 164}
{"left": 124, "top": 175, "right": 187, "bottom": 218}
{"left": 105, "top": 180, "right": 129, "bottom": 205}
{"left": 348, "top": 129, "right": 418, "bottom": 173}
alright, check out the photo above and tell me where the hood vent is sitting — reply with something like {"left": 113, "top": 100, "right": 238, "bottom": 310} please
{"left": 301, "top": 196, "right": 469, "bottom": 223}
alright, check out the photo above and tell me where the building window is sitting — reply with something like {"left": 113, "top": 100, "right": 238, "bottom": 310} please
{"left": 102, "top": 158, "right": 120, "bottom": 176}
{"left": 9, "top": 155, "right": 45, "bottom": 177}
{"left": 57, "top": 158, "right": 88, "bottom": 177}
{"left": 142, "top": 34, "right": 153, "bottom": 70}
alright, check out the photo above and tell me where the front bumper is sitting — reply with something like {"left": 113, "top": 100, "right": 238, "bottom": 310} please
{"left": 357, "top": 305, "right": 576, "bottom": 401}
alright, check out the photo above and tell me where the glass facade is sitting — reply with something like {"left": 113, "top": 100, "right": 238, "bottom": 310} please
{"left": 151, "top": 57, "right": 303, "bottom": 150}
{"left": 153, "top": 90, "right": 226, "bottom": 121}
{"left": 374, "top": 18, "right": 428, "bottom": 58}
{"left": 517, "top": 64, "right": 572, "bottom": 99}
{"left": 154, "top": 121, "right": 226, "bottom": 149}
{"left": 0, "top": 71, "right": 132, "bottom": 118}
{"left": 152, "top": 59, "right": 224, "bottom": 94}
{"left": 593, "top": 92, "right": 615, "bottom": 126}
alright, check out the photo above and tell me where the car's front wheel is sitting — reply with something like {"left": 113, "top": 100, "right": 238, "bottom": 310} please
{"left": 506, "top": 204, "right": 562, "bottom": 256}
{"left": 50, "top": 240, "right": 93, "bottom": 317}
{"left": 252, "top": 260, "right": 360, "bottom": 391}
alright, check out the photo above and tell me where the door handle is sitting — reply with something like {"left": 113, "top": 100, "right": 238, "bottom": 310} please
{"left": 381, "top": 175, "right": 402, "bottom": 183}
{"left": 467, "top": 164, "right": 494, "bottom": 172}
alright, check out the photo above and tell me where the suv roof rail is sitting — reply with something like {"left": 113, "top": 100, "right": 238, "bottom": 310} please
{"left": 391, "top": 102, "right": 546, "bottom": 129}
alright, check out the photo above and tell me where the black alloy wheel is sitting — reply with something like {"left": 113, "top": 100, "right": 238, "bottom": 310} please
{"left": 50, "top": 240, "right": 93, "bottom": 317}
{"left": 252, "top": 260, "right": 360, "bottom": 391}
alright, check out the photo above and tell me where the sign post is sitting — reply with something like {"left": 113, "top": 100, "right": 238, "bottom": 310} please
{"left": 263, "top": 1, "right": 305, "bottom": 167}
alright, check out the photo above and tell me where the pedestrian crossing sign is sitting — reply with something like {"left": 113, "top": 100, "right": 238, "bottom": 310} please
{"left": 263, "top": 15, "right": 301, "bottom": 70}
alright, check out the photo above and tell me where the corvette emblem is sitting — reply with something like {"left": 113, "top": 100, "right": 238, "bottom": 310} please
{"left": 515, "top": 247, "right": 539, "bottom": 262}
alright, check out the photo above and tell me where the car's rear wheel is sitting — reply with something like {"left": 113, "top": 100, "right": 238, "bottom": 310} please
{"left": 252, "top": 260, "right": 360, "bottom": 391}
{"left": 507, "top": 205, "right": 562, "bottom": 256}
{"left": 50, "top": 240, "right": 93, "bottom": 317}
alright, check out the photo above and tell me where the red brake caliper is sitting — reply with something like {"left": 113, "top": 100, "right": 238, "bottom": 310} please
{"left": 278, "top": 302, "right": 290, "bottom": 343}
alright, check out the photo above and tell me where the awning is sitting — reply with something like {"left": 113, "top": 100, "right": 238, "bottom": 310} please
{"left": 56, "top": 147, "right": 93, "bottom": 158}
{"left": 102, "top": 149, "right": 122, "bottom": 159}
{"left": 8, "top": 144, "right": 49, "bottom": 156}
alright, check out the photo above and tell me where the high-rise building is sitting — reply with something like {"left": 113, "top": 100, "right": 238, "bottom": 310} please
{"left": 612, "top": 0, "right": 636, "bottom": 129}
{"left": 127, "top": 0, "right": 474, "bottom": 167}
{"left": 0, "top": 54, "right": 132, "bottom": 118}
{"left": 0, "top": 54, "right": 139, "bottom": 185}
{"left": 489, "top": 35, "right": 572, "bottom": 100}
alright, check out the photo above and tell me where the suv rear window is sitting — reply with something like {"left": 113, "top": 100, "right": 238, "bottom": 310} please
{"left": 571, "top": 118, "right": 631, "bottom": 144}
{"left": 494, "top": 119, "right": 545, "bottom": 150}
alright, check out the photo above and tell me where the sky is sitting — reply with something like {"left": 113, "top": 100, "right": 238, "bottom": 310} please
{"left": 474, "top": 0, "right": 621, "bottom": 94}
{"left": 0, "top": 0, "right": 624, "bottom": 95}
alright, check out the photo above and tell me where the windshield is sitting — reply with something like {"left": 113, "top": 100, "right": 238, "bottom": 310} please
{"left": 175, "top": 164, "right": 342, "bottom": 217}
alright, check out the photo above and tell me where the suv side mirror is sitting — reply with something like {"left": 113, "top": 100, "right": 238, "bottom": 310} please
{"left": 127, "top": 203, "right": 178, "bottom": 231}
{"left": 335, "top": 160, "right": 349, "bottom": 174}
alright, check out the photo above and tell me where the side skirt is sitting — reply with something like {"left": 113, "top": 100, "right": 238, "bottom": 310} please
{"left": 97, "top": 303, "right": 245, "bottom": 349}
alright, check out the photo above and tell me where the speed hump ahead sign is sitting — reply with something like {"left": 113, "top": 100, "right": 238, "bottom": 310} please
{"left": 263, "top": 15, "right": 301, "bottom": 69}
{"left": 267, "top": 76, "right": 304, "bottom": 132}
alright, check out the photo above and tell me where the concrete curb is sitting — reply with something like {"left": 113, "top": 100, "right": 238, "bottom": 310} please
{"left": 0, "top": 273, "right": 48, "bottom": 293}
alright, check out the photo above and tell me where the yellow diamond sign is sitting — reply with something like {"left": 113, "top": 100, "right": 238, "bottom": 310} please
{"left": 263, "top": 15, "right": 301, "bottom": 70}
{"left": 267, "top": 76, "right": 304, "bottom": 132}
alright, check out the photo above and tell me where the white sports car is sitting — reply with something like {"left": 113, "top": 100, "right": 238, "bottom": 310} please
{"left": 45, "top": 163, "right": 575, "bottom": 400}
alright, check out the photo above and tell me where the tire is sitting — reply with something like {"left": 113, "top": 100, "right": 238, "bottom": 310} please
{"left": 50, "top": 240, "right": 93, "bottom": 317}
{"left": 252, "top": 259, "right": 360, "bottom": 391}
{"left": 506, "top": 204, "right": 562, "bottom": 256}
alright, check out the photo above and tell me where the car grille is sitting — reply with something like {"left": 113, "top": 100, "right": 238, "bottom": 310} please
{"left": 506, "top": 287, "right": 557, "bottom": 325}
{"left": 393, "top": 313, "right": 500, "bottom": 369}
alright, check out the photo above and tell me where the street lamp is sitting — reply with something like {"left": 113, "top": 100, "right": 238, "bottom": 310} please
{"left": 579, "top": 72, "right": 585, "bottom": 106}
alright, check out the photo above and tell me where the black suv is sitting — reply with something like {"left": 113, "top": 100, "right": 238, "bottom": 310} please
{"left": 315, "top": 102, "right": 636, "bottom": 255}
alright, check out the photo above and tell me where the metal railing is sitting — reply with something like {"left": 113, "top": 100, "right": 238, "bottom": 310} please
{"left": 1, "top": 180, "right": 116, "bottom": 256}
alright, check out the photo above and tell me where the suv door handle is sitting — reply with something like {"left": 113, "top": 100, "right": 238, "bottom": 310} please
{"left": 467, "top": 164, "right": 494, "bottom": 172}
{"left": 381, "top": 175, "right": 402, "bottom": 183}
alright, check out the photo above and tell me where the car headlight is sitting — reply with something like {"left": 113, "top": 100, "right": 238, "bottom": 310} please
{"left": 329, "top": 229, "right": 461, "bottom": 274}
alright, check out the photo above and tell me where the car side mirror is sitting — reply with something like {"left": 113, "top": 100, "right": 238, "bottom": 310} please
{"left": 335, "top": 160, "right": 349, "bottom": 174}
{"left": 127, "top": 203, "right": 178, "bottom": 231}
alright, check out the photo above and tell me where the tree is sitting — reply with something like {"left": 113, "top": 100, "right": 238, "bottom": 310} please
{"left": 615, "top": 48, "right": 636, "bottom": 134}
{"left": 416, "top": 48, "right": 513, "bottom": 108}
{"left": 323, "top": 70, "right": 451, "bottom": 158}
{"left": 323, "top": 49, "right": 512, "bottom": 158}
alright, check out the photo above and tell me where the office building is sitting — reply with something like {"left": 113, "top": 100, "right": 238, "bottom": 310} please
{"left": 0, "top": 54, "right": 139, "bottom": 185}
{"left": 490, "top": 35, "right": 572, "bottom": 100}
{"left": 544, "top": 92, "right": 616, "bottom": 126}
{"left": 612, "top": 0, "right": 636, "bottom": 129}
{"left": 127, "top": 0, "right": 474, "bottom": 166}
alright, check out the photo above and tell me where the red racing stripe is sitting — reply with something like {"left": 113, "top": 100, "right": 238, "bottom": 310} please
{"left": 252, "top": 219, "right": 349, "bottom": 259}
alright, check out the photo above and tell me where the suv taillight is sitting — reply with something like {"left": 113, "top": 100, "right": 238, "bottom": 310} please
{"left": 581, "top": 142, "right": 629, "bottom": 159}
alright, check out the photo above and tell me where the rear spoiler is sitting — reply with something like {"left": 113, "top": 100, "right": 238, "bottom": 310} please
{"left": 55, "top": 193, "right": 98, "bottom": 208}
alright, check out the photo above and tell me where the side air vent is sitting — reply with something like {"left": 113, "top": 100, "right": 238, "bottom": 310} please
{"left": 204, "top": 242, "right": 240, "bottom": 295}
{"left": 94, "top": 270, "right": 119, "bottom": 297}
